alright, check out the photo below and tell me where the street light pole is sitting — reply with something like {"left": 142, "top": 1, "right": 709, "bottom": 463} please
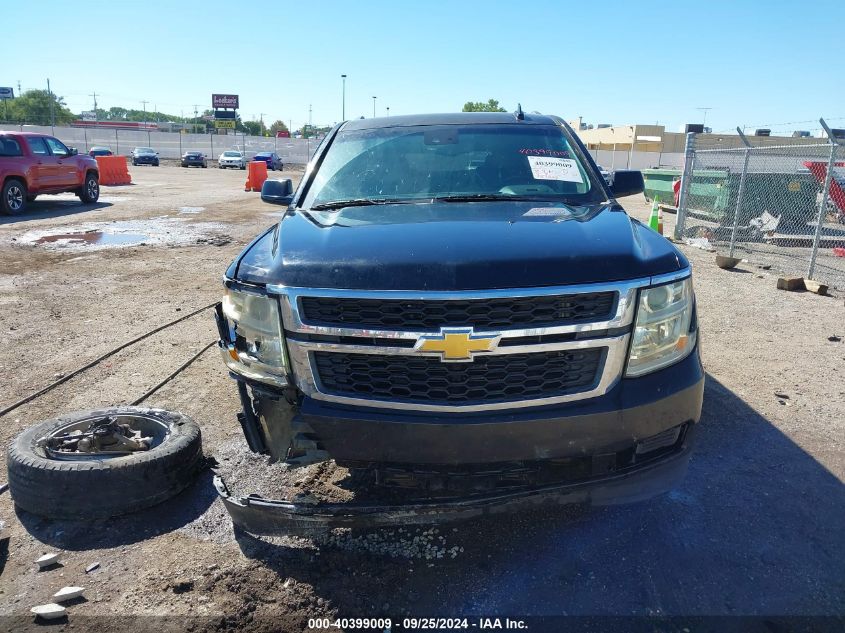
{"left": 372, "top": 96, "right": 376, "bottom": 118}
{"left": 341, "top": 74, "right": 347, "bottom": 121}
{"left": 46, "top": 78, "right": 55, "bottom": 133}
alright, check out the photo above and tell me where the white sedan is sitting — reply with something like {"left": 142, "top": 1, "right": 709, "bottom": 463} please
{"left": 218, "top": 150, "right": 247, "bottom": 169}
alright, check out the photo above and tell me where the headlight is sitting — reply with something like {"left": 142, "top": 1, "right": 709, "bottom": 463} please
{"left": 626, "top": 277, "right": 697, "bottom": 377}
{"left": 220, "top": 287, "right": 288, "bottom": 387}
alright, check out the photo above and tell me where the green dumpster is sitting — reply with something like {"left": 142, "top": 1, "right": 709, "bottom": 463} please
{"left": 642, "top": 168, "right": 730, "bottom": 219}
{"left": 644, "top": 168, "right": 819, "bottom": 229}
{"left": 642, "top": 169, "right": 680, "bottom": 203}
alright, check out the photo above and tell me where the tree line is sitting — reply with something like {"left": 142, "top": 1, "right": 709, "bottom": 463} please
{"left": 1, "top": 90, "right": 512, "bottom": 133}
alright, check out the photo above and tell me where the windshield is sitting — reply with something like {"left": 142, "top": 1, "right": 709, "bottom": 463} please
{"left": 136, "top": 147, "right": 154, "bottom": 153}
{"left": 222, "top": 151, "right": 241, "bottom": 157}
{"left": 303, "top": 124, "right": 604, "bottom": 209}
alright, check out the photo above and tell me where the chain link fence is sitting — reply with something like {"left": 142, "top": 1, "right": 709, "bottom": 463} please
{"left": 0, "top": 123, "right": 319, "bottom": 164}
{"left": 674, "top": 131, "right": 845, "bottom": 291}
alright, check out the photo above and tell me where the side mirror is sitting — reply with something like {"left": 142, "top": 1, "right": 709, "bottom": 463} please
{"left": 608, "top": 170, "right": 644, "bottom": 198}
{"left": 261, "top": 179, "right": 294, "bottom": 206}
{"left": 69, "top": 147, "right": 78, "bottom": 156}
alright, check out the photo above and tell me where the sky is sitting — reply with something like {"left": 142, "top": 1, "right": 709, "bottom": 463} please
{"left": 3, "top": 0, "right": 844, "bottom": 135}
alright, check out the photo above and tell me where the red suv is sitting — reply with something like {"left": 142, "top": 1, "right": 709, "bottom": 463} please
{"left": 0, "top": 132, "right": 100, "bottom": 215}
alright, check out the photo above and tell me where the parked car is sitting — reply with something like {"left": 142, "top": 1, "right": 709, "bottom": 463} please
{"left": 596, "top": 164, "right": 612, "bottom": 186}
{"left": 0, "top": 132, "right": 99, "bottom": 215}
{"left": 131, "top": 147, "right": 159, "bottom": 166}
{"left": 218, "top": 150, "right": 247, "bottom": 170}
{"left": 252, "top": 151, "right": 283, "bottom": 171}
{"left": 88, "top": 146, "right": 113, "bottom": 157}
{"left": 214, "top": 111, "right": 703, "bottom": 535}
{"left": 181, "top": 151, "right": 207, "bottom": 168}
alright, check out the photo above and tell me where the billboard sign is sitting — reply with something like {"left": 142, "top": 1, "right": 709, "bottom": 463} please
{"left": 0, "top": 87, "right": 14, "bottom": 100}
{"left": 214, "top": 119, "right": 236, "bottom": 129}
{"left": 81, "top": 111, "right": 97, "bottom": 121}
{"left": 212, "top": 94, "right": 239, "bottom": 109}
{"left": 214, "top": 109, "right": 236, "bottom": 120}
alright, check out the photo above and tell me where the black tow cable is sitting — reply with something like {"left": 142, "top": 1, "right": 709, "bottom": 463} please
{"left": 0, "top": 303, "right": 217, "bottom": 418}
{"left": 130, "top": 340, "right": 216, "bottom": 406}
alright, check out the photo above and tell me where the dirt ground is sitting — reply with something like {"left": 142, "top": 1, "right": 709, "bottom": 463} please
{"left": 0, "top": 165, "right": 843, "bottom": 631}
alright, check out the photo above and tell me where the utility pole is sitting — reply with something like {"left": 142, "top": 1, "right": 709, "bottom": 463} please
{"left": 308, "top": 104, "right": 312, "bottom": 136}
{"left": 259, "top": 113, "right": 266, "bottom": 135}
{"left": 192, "top": 104, "right": 200, "bottom": 134}
{"left": 141, "top": 100, "right": 150, "bottom": 144}
{"left": 46, "top": 78, "right": 55, "bottom": 133}
{"left": 89, "top": 91, "right": 98, "bottom": 128}
{"left": 341, "top": 74, "right": 347, "bottom": 121}
{"left": 17, "top": 80, "right": 22, "bottom": 95}
{"left": 372, "top": 96, "right": 377, "bottom": 118}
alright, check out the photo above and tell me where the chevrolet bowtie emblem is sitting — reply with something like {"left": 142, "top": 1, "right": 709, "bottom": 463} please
{"left": 415, "top": 328, "right": 501, "bottom": 362}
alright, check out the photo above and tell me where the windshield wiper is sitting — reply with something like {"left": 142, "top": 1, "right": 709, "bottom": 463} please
{"left": 433, "top": 194, "right": 530, "bottom": 203}
{"left": 309, "top": 198, "right": 417, "bottom": 211}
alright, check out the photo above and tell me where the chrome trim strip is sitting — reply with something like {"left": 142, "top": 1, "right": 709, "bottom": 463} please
{"left": 271, "top": 278, "right": 657, "bottom": 339}
{"left": 286, "top": 335, "right": 629, "bottom": 413}
{"left": 650, "top": 268, "right": 693, "bottom": 287}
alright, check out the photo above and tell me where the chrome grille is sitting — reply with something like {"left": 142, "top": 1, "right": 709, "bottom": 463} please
{"left": 271, "top": 271, "right": 690, "bottom": 412}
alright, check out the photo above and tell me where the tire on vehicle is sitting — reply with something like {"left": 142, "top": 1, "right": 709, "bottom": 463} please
{"left": 2, "top": 178, "right": 27, "bottom": 215}
{"left": 7, "top": 407, "right": 203, "bottom": 520}
{"left": 78, "top": 171, "right": 100, "bottom": 204}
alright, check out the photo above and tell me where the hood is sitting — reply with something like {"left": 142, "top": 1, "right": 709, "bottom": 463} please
{"left": 230, "top": 201, "right": 687, "bottom": 290}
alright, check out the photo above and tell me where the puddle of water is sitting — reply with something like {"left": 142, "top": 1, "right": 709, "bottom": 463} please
{"left": 16, "top": 217, "right": 229, "bottom": 251}
{"left": 34, "top": 231, "right": 149, "bottom": 246}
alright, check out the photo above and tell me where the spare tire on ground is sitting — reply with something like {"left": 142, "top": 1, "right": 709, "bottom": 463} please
{"left": 7, "top": 407, "right": 202, "bottom": 520}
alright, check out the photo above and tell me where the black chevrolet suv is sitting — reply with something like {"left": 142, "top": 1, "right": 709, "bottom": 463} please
{"left": 214, "top": 111, "right": 703, "bottom": 534}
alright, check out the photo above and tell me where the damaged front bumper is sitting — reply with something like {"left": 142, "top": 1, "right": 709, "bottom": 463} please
{"left": 213, "top": 432, "right": 693, "bottom": 536}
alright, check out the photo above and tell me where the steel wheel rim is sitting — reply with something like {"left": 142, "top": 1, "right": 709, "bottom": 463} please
{"left": 40, "top": 413, "right": 171, "bottom": 461}
{"left": 7, "top": 185, "right": 23, "bottom": 210}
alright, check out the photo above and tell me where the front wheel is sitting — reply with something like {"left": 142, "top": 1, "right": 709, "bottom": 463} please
{"left": 78, "top": 172, "right": 100, "bottom": 204}
{"left": 2, "top": 178, "right": 27, "bottom": 215}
